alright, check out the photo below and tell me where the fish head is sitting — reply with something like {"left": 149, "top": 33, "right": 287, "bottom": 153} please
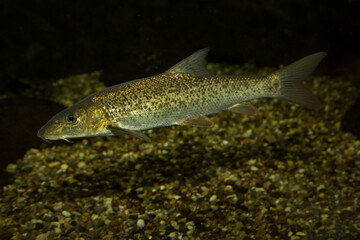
{"left": 37, "top": 101, "right": 108, "bottom": 142}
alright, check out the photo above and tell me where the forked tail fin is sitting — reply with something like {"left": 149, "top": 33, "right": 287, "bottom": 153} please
{"left": 272, "top": 52, "right": 326, "bottom": 109}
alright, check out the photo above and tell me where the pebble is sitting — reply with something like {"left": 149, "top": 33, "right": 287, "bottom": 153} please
{"left": 243, "top": 129, "right": 253, "bottom": 138}
{"left": 77, "top": 161, "right": 86, "bottom": 168}
{"left": 62, "top": 210, "right": 71, "bottom": 217}
{"left": 137, "top": 219, "right": 145, "bottom": 228}
{"left": 209, "top": 195, "right": 217, "bottom": 202}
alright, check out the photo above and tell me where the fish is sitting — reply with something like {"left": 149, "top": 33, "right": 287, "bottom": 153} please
{"left": 37, "top": 48, "right": 326, "bottom": 143}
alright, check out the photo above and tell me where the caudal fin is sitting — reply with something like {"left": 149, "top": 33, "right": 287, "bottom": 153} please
{"left": 272, "top": 52, "right": 326, "bottom": 109}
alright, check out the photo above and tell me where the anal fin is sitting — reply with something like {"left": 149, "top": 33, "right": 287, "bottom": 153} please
{"left": 107, "top": 124, "right": 151, "bottom": 142}
{"left": 226, "top": 102, "right": 257, "bottom": 116}
{"left": 177, "top": 116, "right": 214, "bottom": 127}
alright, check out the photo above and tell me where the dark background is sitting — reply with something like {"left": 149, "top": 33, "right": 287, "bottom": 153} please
{"left": 0, "top": 0, "right": 359, "bottom": 176}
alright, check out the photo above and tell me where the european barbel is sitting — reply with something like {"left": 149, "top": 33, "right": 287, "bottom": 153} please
{"left": 37, "top": 48, "right": 326, "bottom": 142}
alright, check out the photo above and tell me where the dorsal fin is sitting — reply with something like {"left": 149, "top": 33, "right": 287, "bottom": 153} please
{"left": 165, "top": 48, "right": 210, "bottom": 76}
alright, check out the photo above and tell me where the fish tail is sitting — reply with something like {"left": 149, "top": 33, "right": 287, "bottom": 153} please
{"left": 272, "top": 52, "right": 326, "bottom": 109}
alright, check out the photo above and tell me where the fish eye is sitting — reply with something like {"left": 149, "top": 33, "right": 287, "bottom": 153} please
{"left": 66, "top": 114, "right": 77, "bottom": 124}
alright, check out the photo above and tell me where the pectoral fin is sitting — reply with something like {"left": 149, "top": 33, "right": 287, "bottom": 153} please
{"left": 226, "top": 102, "right": 257, "bottom": 116}
{"left": 177, "top": 116, "right": 214, "bottom": 127}
{"left": 107, "top": 124, "right": 151, "bottom": 143}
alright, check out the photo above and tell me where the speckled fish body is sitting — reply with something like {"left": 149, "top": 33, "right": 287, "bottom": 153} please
{"left": 93, "top": 73, "right": 271, "bottom": 130}
{"left": 37, "top": 49, "right": 326, "bottom": 142}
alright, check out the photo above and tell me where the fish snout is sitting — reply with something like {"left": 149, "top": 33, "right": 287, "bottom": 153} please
{"left": 37, "top": 125, "right": 51, "bottom": 143}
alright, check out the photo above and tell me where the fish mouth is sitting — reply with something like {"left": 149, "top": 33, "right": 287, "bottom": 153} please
{"left": 37, "top": 129, "right": 73, "bottom": 143}
{"left": 37, "top": 126, "right": 62, "bottom": 143}
{"left": 37, "top": 133, "right": 72, "bottom": 143}
{"left": 37, "top": 131, "right": 52, "bottom": 143}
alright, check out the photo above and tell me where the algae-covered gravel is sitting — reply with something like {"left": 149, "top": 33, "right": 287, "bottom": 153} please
{"left": 1, "top": 63, "right": 360, "bottom": 239}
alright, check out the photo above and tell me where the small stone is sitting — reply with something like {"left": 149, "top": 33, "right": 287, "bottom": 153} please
{"left": 137, "top": 219, "right": 145, "bottom": 228}
{"left": 173, "top": 195, "right": 181, "bottom": 200}
{"left": 296, "top": 232, "right": 306, "bottom": 236}
{"left": 57, "top": 164, "right": 68, "bottom": 173}
{"left": 250, "top": 166, "right": 258, "bottom": 171}
{"left": 209, "top": 195, "right": 217, "bottom": 202}
{"left": 168, "top": 232, "right": 177, "bottom": 238}
{"left": 224, "top": 185, "right": 233, "bottom": 192}
{"left": 20, "top": 233, "right": 30, "bottom": 239}
{"left": 246, "top": 159, "right": 256, "bottom": 165}
{"left": 171, "top": 220, "right": 179, "bottom": 230}
{"left": 62, "top": 210, "right": 71, "bottom": 217}
{"left": 243, "top": 129, "right": 253, "bottom": 138}
{"left": 321, "top": 213, "right": 329, "bottom": 221}
{"left": 254, "top": 187, "right": 265, "bottom": 193}
{"left": 316, "top": 184, "right": 325, "bottom": 192}
{"left": 77, "top": 161, "right": 86, "bottom": 168}
{"left": 48, "top": 161, "right": 60, "bottom": 168}
{"left": 185, "top": 221, "right": 195, "bottom": 230}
